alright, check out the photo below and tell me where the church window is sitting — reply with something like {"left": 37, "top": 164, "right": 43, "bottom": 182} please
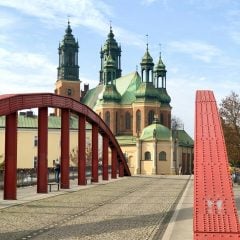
{"left": 136, "top": 110, "right": 141, "bottom": 132}
{"left": 125, "top": 112, "right": 131, "bottom": 130}
{"left": 148, "top": 110, "right": 155, "bottom": 125}
{"left": 159, "top": 151, "right": 167, "bottom": 161}
{"left": 105, "top": 111, "right": 110, "bottom": 127}
{"left": 67, "top": 88, "right": 72, "bottom": 96}
{"left": 144, "top": 151, "right": 151, "bottom": 160}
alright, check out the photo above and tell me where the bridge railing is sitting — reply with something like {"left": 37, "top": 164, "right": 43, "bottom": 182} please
{"left": 194, "top": 90, "right": 240, "bottom": 239}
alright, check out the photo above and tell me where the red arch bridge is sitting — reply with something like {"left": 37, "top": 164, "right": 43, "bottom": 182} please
{"left": 0, "top": 93, "right": 131, "bottom": 200}
{"left": 1, "top": 91, "right": 240, "bottom": 239}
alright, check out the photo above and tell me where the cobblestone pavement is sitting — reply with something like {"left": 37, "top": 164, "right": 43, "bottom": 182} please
{"left": 0, "top": 175, "right": 190, "bottom": 240}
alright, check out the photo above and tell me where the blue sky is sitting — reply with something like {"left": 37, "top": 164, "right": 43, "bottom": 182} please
{"left": 0, "top": 0, "right": 240, "bottom": 137}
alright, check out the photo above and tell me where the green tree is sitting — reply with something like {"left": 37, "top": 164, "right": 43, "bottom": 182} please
{"left": 219, "top": 91, "right": 240, "bottom": 166}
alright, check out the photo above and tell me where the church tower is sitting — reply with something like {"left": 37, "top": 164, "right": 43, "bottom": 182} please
{"left": 154, "top": 53, "right": 171, "bottom": 128}
{"left": 133, "top": 43, "right": 159, "bottom": 135}
{"left": 55, "top": 21, "right": 81, "bottom": 115}
{"left": 99, "top": 25, "right": 122, "bottom": 84}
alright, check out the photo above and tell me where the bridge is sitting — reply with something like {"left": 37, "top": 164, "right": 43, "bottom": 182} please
{"left": 0, "top": 91, "right": 240, "bottom": 239}
{"left": 0, "top": 93, "right": 131, "bottom": 200}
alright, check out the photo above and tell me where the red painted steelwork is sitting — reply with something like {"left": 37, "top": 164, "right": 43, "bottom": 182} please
{"left": 91, "top": 123, "right": 99, "bottom": 183}
{"left": 111, "top": 148, "right": 117, "bottom": 179}
{"left": 119, "top": 161, "right": 124, "bottom": 177}
{"left": 78, "top": 114, "right": 86, "bottom": 185}
{"left": 61, "top": 109, "right": 70, "bottom": 189}
{"left": 0, "top": 93, "right": 131, "bottom": 200}
{"left": 102, "top": 135, "right": 109, "bottom": 181}
{"left": 194, "top": 90, "right": 240, "bottom": 239}
{"left": 0, "top": 93, "right": 130, "bottom": 175}
{"left": 4, "top": 112, "right": 17, "bottom": 200}
{"left": 37, "top": 107, "right": 48, "bottom": 193}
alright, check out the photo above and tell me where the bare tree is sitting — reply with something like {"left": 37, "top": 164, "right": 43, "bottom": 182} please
{"left": 171, "top": 116, "right": 183, "bottom": 131}
{"left": 219, "top": 91, "right": 240, "bottom": 166}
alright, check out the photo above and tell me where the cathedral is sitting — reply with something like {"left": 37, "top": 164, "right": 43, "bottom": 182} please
{"left": 54, "top": 22, "right": 194, "bottom": 175}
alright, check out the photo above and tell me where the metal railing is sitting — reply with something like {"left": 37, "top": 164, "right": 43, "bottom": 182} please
{"left": 0, "top": 165, "right": 112, "bottom": 190}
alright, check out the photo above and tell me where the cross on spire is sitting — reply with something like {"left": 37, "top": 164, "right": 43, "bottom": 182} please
{"left": 67, "top": 15, "right": 71, "bottom": 25}
{"left": 146, "top": 34, "right": 149, "bottom": 50}
{"left": 159, "top": 43, "right": 162, "bottom": 58}
{"left": 110, "top": 20, "right": 112, "bottom": 31}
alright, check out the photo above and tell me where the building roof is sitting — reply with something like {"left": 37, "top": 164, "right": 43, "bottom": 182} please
{"left": 81, "top": 84, "right": 104, "bottom": 108}
{"left": 116, "top": 135, "right": 136, "bottom": 145}
{"left": 0, "top": 115, "right": 82, "bottom": 130}
{"left": 140, "top": 122, "right": 171, "bottom": 141}
{"left": 81, "top": 71, "right": 141, "bottom": 107}
{"left": 175, "top": 129, "right": 194, "bottom": 147}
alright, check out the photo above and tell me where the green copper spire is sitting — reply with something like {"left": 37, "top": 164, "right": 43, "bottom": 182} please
{"left": 153, "top": 51, "right": 171, "bottom": 104}
{"left": 57, "top": 21, "right": 79, "bottom": 81}
{"left": 100, "top": 24, "right": 122, "bottom": 83}
{"left": 141, "top": 44, "right": 154, "bottom": 65}
{"left": 140, "top": 36, "right": 154, "bottom": 83}
{"left": 154, "top": 52, "right": 167, "bottom": 88}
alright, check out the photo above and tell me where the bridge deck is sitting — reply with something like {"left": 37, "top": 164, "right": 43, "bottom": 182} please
{"left": 0, "top": 176, "right": 190, "bottom": 240}
{"left": 194, "top": 90, "right": 240, "bottom": 239}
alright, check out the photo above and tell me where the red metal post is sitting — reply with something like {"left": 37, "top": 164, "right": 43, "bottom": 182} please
{"left": 91, "top": 123, "right": 98, "bottom": 182}
{"left": 37, "top": 107, "right": 48, "bottom": 193}
{"left": 4, "top": 112, "right": 17, "bottom": 200}
{"left": 61, "top": 109, "right": 70, "bottom": 189}
{"left": 78, "top": 114, "right": 86, "bottom": 185}
{"left": 119, "top": 160, "right": 124, "bottom": 177}
{"left": 111, "top": 147, "right": 117, "bottom": 179}
{"left": 102, "top": 135, "right": 109, "bottom": 180}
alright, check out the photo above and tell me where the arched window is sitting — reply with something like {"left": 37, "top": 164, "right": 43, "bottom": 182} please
{"left": 125, "top": 112, "right": 131, "bottom": 130}
{"left": 159, "top": 151, "right": 167, "bottom": 161}
{"left": 136, "top": 110, "right": 141, "bottom": 133}
{"left": 148, "top": 110, "right": 155, "bottom": 125}
{"left": 145, "top": 151, "right": 151, "bottom": 160}
{"left": 105, "top": 111, "right": 110, "bottom": 127}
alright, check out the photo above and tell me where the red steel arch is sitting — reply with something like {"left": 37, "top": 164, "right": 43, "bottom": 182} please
{"left": 194, "top": 90, "right": 240, "bottom": 239}
{"left": 0, "top": 93, "right": 131, "bottom": 200}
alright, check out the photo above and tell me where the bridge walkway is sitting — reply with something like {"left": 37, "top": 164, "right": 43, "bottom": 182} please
{"left": 0, "top": 175, "right": 190, "bottom": 240}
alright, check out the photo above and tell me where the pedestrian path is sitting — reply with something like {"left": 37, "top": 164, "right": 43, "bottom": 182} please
{"left": 0, "top": 175, "right": 189, "bottom": 240}
{"left": 0, "top": 176, "right": 111, "bottom": 209}
{"left": 0, "top": 175, "right": 239, "bottom": 240}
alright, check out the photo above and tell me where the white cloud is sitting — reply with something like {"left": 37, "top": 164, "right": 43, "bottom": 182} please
{"left": 141, "top": 0, "right": 158, "bottom": 5}
{"left": 0, "top": 48, "right": 56, "bottom": 94}
{"left": 0, "top": 0, "right": 144, "bottom": 49}
{"left": 0, "top": 48, "right": 55, "bottom": 72}
{"left": 0, "top": 0, "right": 111, "bottom": 31}
{"left": 168, "top": 40, "right": 222, "bottom": 63}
